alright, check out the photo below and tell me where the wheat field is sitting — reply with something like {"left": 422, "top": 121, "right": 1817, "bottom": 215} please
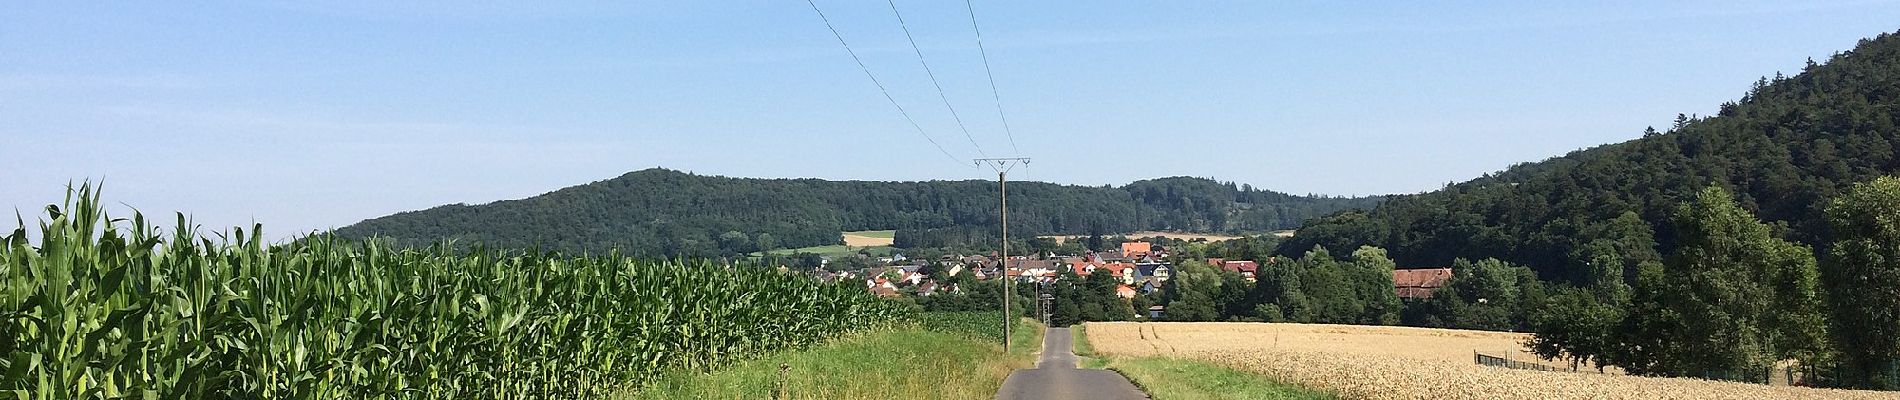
{"left": 1086, "top": 322, "right": 1900, "bottom": 400}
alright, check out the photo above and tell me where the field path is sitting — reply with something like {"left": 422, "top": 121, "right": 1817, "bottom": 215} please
{"left": 995, "top": 327, "right": 1147, "bottom": 400}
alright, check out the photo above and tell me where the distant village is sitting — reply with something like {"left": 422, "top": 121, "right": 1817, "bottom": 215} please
{"left": 802, "top": 241, "right": 1456, "bottom": 313}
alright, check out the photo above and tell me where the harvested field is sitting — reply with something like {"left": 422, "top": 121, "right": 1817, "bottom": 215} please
{"left": 842, "top": 230, "right": 895, "bottom": 247}
{"left": 1086, "top": 322, "right": 1900, "bottom": 400}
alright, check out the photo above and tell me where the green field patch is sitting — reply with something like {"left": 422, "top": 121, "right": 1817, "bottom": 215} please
{"left": 757, "top": 244, "right": 895, "bottom": 258}
{"left": 844, "top": 229, "right": 896, "bottom": 238}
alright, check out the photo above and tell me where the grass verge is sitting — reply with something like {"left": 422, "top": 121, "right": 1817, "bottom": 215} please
{"left": 1072, "top": 325, "right": 1109, "bottom": 369}
{"left": 1073, "top": 323, "right": 1333, "bottom": 400}
{"left": 628, "top": 317, "right": 1044, "bottom": 400}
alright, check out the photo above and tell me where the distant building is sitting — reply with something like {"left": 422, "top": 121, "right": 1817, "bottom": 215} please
{"left": 1216, "top": 260, "right": 1260, "bottom": 281}
{"left": 1121, "top": 242, "right": 1152, "bottom": 258}
{"left": 1393, "top": 268, "right": 1454, "bottom": 300}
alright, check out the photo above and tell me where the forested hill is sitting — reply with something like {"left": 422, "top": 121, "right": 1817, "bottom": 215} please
{"left": 1280, "top": 30, "right": 1900, "bottom": 283}
{"left": 334, "top": 170, "right": 1383, "bottom": 256}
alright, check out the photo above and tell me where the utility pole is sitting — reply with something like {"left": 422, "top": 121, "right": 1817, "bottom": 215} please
{"left": 976, "top": 157, "right": 1029, "bottom": 352}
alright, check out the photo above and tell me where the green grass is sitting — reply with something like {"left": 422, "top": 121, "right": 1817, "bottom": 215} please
{"left": 626, "top": 320, "right": 1043, "bottom": 400}
{"left": 1010, "top": 317, "right": 1046, "bottom": 357}
{"left": 1107, "top": 357, "right": 1334, "bottom": 400}
{"left": 756, "top": 244, "right": 895, "bottom": 258}
{"left": 1071, "top": 325, "right": 1109, "bottom": 369}
{"left": 844, "top": 230, "right": 896, "bottom": 239}
{"left": 1071, "top": 324, "right": 1331, "bottom": 400}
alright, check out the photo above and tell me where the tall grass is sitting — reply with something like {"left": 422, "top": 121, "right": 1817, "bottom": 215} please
{"left": 0, "top": 184, "right": 909, "bottom": 399}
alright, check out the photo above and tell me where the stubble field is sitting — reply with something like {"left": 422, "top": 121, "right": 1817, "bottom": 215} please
{"left": 1085, "top": 322, "right": 1900, "bottom": 400}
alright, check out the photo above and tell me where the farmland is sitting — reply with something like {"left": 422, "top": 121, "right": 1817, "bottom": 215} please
{"left": 0, "top": 185, "right": 909, "bottom": 399}
{"left": 843, "top": 230, "right": 896, "bottom": 244}
{"left": 758, "top": 244, "right": 896, "bottom": 258}
{"left": 1086, "top": 322, "right": 1900, "bottom": 400}
{"left": 1039, "top": 231, "right": 1246, "bottom": 243}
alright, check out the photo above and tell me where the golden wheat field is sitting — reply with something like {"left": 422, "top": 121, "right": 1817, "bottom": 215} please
{"left": 1086, "top": 322, "right": 1900, "bottom": 400}
{"left": 841, "top": 232, "right": 895, "bottom": 247}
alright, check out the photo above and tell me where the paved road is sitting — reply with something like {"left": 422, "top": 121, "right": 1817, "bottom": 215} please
{"left": 995, "top": 327, "right": 1147, "bottom": 400}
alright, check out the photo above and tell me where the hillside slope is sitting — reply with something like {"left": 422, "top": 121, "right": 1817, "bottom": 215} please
{"left": 335, "top": 170, "right": 1383, "bottom": 256}
{"left": 1282, "top": 30, "right": 1900, "bottom": 283}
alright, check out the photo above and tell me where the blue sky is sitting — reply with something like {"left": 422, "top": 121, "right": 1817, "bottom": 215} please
{"left": 5, "top": 1, "right": 1900, "bottom": 237}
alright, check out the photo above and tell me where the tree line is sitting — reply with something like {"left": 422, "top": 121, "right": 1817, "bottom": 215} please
{"left": 1032, "top": 182, "right": 1896, "bottom": 387}
{"left": 1206, "top": 32, "right": 1900, "bottom": 388}
{"left": 1280, "top": 31, "right": 1900, "bottom": 286}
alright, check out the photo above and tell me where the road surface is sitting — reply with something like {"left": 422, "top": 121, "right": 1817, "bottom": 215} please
{"left": 995, "top": 327, "right": 1147, "bottom": 400}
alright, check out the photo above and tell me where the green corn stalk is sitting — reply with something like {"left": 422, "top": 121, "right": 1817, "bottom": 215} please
{"left": 0, "top": 183, "right": 914, "bottom": 399}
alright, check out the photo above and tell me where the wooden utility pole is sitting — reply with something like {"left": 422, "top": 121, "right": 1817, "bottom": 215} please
{"left": 976, "top": 157, "right": 1029, "bottom": 352}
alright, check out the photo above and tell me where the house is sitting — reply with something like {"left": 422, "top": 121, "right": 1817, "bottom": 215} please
{"left": 1115, "top": 284, "right": 1137, "bottom": 299}
{"left": 1216, "top": 260, "right": 1260, "bottom": 282}
{"left": 1100, "top": 263, "right": 1139, "bottom": 285}
{"left": 867, "top": 277, "right": 900, "bottom": 297}
{"left": 1121, "top": 242, "right": 1152, "bottom": 258}
{"left": 1006, "top": 259, "right": 1060, "bottom": 283}
{"left": 1393, "top": 268, "right": 1454, "bottom": 300}
{"left": 1138, "top": 279, "right": 1160, "bottom": 294}
{"left": 897, "top": 271, "right": 925, "bottom": 286}
{"left": 1136, "top": 263, "right": 1172, "bottom": 282}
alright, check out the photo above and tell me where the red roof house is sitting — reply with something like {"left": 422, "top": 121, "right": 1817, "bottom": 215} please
{"left": 1393, "top": 268, "right": 1454, "bottom": 299}
{"left": 1122, "top": 242, "right": 1152, "bottom": 258}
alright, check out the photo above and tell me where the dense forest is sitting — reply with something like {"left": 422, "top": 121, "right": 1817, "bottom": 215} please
{"left": 1281, "top": 31, "right": 1900, "bottom": 285}
{"left": 335, "top": 170, "right": 1383, "bottom": 256}
{"left": 988, "top": 31, "right": 1900, "bottom": 388}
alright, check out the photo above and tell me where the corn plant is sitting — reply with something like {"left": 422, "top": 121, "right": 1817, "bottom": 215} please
{"left": 0, "top": 184, "right": 910, "bottom": 399}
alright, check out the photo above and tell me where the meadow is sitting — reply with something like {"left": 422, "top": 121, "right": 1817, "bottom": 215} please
{"left": 1086, "top": 322, "right": 1900, "bottom": 400}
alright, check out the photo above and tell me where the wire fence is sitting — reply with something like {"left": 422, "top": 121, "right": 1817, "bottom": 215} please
{"left": 1473, "top": 351, "right": 1571, "bottom": 373}
{"left": 1797, "top": 360, "right": 1900, "bottom": 390}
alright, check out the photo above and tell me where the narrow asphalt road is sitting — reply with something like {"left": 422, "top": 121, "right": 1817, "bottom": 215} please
{"left": 995, "top": 327, "right": 1147, "bottom": 400}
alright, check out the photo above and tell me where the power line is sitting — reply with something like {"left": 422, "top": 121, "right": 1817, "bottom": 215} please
{"left": 886, "top": 0, "right": 988, "bottom": 158}
{"left": 805, "top": 0, "right": 962, "bottom": 164}
{"left": 963, "top": 0, "right": 1020, "bottom": 156}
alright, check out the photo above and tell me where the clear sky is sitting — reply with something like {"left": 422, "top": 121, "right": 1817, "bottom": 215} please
{"left": 5, "top": 1, "right": 1900, "bottom": 237}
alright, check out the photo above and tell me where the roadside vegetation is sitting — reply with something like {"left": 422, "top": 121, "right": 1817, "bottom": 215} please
{"left": 628, "top": 312, "right": 1042, "bottom": 400}
{"left": 1073, "top": 324, "right": 1334, "bottom": 400}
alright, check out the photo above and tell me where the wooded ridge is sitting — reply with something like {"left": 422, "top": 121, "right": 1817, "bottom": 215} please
{"left": 335, "top": 170, "right": 1383, "bottom": 256}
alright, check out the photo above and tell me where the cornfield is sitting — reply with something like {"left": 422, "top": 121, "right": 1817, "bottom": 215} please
{"left": 914, "top": 311, "right": 1013, "bottom": 344}
{"left": 1086, "top": 322, "right": 1900, "bottom": 400}
{"left": 0, "top": 184, "right": 910, "bottom": 399}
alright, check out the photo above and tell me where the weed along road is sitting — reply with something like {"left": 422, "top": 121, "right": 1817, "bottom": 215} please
{"left": 995, "top": 327, "right": 1147, "bottom": 400}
